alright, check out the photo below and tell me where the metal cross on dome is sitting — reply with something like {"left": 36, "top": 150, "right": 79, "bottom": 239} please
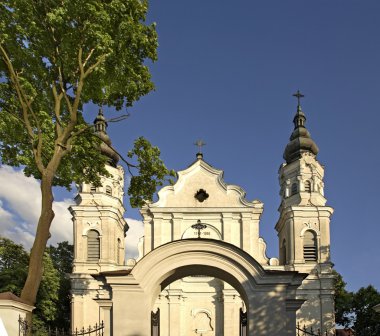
{"left": 191, "top": 220, "right": 207, "bottom": 238}
{"left": 292, "top": 90, "right": 305, "bottom": 106}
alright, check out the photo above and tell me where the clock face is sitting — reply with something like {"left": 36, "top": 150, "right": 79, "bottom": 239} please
{"left": 182, "top": 224, "right": 221, "bottom": 240}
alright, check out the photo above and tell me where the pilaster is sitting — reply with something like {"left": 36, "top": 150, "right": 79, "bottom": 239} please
{"left": 167, "top": 289, "right": 183, "bottom": 336}
{"left": 222, "top": 288, "right": 240, "bottom": 335}
{"left": 96, "top": 300, "right": 112, "bottom": 336}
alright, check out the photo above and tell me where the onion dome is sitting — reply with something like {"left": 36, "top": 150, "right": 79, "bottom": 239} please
{"left": 94, "top": 108, "right": 120, "bottom": 167}
{"left": 283, "top": 93, "right": 319, "bottom": 164}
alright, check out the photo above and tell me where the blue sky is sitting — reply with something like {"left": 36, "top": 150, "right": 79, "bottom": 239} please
{"left": 1, "top": 1, "right": 379, "bottom": 292}
{"left": 122, "top": 1, "right": 380, "bottom": 291}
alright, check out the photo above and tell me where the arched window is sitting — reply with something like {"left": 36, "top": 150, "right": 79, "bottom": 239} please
{"left": 303, "top": 230, "right": 317, "bottom": 262}
{"left": 304, "top": 180, "right": 311, "bottom": 193}
{"left": 87, "top": 230, "right": 100, "bottom": 261}
{"left": 106, "top": 186, "right": 112, "bottom": 196}
{"left": 281, "top": 239, "right": 287, "bottom": 265}
{"left": 291, "top": 183, "right": 298, "bottom": 196}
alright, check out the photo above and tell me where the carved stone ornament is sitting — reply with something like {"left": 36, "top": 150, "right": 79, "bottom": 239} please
{"left": 304, "top": 220, "right": 318, "bottom": 230}
{"left": 87, "top": 221, "right": 100, "bottom": 229}
{"left": 194, "top": 189, "right": 209, "bottom": 202}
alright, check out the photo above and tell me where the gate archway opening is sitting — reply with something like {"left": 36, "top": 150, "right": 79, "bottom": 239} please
{"left": 153, "top": 271, "right": 246, "bottom": 336}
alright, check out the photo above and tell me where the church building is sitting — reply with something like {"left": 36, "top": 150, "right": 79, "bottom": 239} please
{"left": 70, "top": 95, "right": 335, "bottom": 336}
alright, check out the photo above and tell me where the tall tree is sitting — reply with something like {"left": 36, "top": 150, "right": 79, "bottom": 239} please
{"left": 0, "top": 0, "right": 170, "bottom": 306}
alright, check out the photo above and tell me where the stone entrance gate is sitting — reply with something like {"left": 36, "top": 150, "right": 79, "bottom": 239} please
{"left": 103, "top": 239, "right": 305, "bottom": 336}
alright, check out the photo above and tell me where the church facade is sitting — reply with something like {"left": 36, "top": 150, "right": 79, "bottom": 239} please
{"left": 70, "top": 99, "right": 335, "bottom": 336}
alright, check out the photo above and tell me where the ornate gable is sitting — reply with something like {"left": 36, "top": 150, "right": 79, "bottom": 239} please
{"left": 149, "top": 158, "right": 262, "bottom": 209}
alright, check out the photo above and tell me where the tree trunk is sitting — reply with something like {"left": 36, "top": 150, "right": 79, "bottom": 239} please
{"left": 20, "top": 172, "right": 55, "bottom": 306}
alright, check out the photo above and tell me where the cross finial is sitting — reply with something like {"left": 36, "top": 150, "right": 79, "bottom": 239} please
{"left": 194, "top": 139, "right": 206, "bottom": 154}
{"left": 191, "top": 220, "right": 207, "bottom": 238}
{"left": 292, "top": 90, "right": 304, "bottom": 106}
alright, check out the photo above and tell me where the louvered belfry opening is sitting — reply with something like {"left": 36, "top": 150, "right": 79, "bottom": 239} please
{"left": 303, "top": 230, "right": 317, "bottom": 262}
{"left": 87, "top": 230, "right": 100, "bottom": 261}
{"left": 106, "top": 186, "right": 112, "bottom": 196}
{"left": 291, "top": 183, "right": 298, "bottom": 195}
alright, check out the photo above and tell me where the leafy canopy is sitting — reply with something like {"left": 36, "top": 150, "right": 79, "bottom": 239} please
{"left": 0, "top": 0, "right": 158, "bottom": 189}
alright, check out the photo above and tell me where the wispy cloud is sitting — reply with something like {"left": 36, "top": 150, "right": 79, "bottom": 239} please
{"left": 0, "top": 165, "right": 143, "bottom": 260}
{"left": 0, "top": 166, "right": 73, "bottom": 249}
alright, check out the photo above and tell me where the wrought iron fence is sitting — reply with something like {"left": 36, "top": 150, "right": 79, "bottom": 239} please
{"left": 18, "top": 316, "right": 104, "bottom": 336}
{"left": 296, "top": 322, "right": 328, "bottom": 336}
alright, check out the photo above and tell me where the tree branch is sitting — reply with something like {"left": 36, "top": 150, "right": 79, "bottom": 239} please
{"left": 83, "top": 53, "right": 109, "bottom": 79}
{"left": 83, "top": 48, "right": 95, "bottom": 68}
{"left": 52, "top": 84, "right": 64, "bottom": 137}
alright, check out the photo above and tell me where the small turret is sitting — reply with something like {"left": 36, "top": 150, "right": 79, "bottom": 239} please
{"left": 94, "top": 108, "right": 120, "bottom": 167}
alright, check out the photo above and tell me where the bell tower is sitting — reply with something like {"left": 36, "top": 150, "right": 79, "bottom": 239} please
{"left": 275, "top": 91, "right": 335, "bottom": 333}
{"left": 70, "top": 109, "right": 128, "bottom": 274}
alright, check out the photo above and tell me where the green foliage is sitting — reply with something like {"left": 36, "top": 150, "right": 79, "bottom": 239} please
{"left": 0, "top": 236, "right": 73, "bottom": 330}
{"left": 46, "top": 242, "right": 73, "bottom": 329}
{"left": 0, "top": 0, "right": 158, "bottom": 188}
{"left": 334, "top": 270, "right": 354, "bottom": 327}
{"left": 0, "top": 237, "right": 29, "bottom": 295}
{"left": 127, "top": 136, "right": 175, "bottom": 208}
{"left": 351, "top": 286, "right": 380, "bottom": 336}
{"left": 34, "top": 252, "right": 60, "bottom": 324}
{"left": 334, "top": 271, "right": 380, "bottom": 335}
{"left": 48, "top": 241, "right": 73, "bottom": 274}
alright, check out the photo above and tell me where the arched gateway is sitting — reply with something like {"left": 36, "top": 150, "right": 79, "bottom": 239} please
{"left": 71, "top": 105, "right": 335, "bottom": 336}
{"left": 105, "top": 239, "right": 305, "bottom": 336}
